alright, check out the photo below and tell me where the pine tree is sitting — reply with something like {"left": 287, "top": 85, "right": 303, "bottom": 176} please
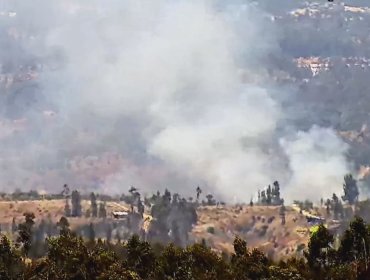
{"left": 266, "top": 185, "right": 272, "bottom": 205}
{"left": 71, "top": 190, "right": 82, "bottom": 217}
{"left": 90, "top": 192, "right": 98, "bottom": 218}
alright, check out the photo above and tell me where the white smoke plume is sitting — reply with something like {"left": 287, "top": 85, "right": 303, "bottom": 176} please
{"left": 0, "top": 0, "right": 352, "bottom": 202}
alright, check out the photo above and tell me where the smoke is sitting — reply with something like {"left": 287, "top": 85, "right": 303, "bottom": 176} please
{"left": 0, "top": 0, "right": 352, "bottom": 202}
{"left": 280, "top": 126, "right": 352, "bottom": 201}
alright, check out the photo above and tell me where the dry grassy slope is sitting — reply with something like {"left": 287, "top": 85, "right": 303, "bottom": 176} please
{"left": 191, "top": 205, "right": 313, "bottom": 260}
{"left": 0, "top": 200, "right": 316, "bottom": 259}
{"left": 0, "top": 199, "right": 130, "bottom": 227}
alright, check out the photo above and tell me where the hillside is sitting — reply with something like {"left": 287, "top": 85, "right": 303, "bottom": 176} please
{"left": 0, "top": 199, "right": 335, "bottom": 260}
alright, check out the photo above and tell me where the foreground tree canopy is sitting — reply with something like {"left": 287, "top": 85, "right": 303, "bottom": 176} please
{"left": 1, "top": 215, "right": 370, "bottom": 279}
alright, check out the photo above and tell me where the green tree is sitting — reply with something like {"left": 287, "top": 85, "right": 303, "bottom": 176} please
{"left": 17, "top": 212, "right": 35, "bottom": 257}
{"left": 46, "top": 232, "right": 90, "bottom": 279}
{"left": 126, "top": 235, "right": 156, "bottom": 279}
{"left": 305, "top": 224, "right": 334, "bottom": 269}
{"left": 266, "top": 185, "right": 272, "bottom": 205}
{"left": 156, "top": 243, "right": 192, "bottom": 280}
{"left": 97, "top": 263, "right": 141, "bottom": 280}
{"left": 231, "top": 236, "right": 269, "bottom": 280}
{"left": 342, "top": 174, "right": 359, "bottom": 205}
{"left": 57, "top": 216, "right": 70, "bottom": 236}
{"left": 71, "top": 190, "right": 82, "bottom": 217}
{"left": 91, "top": 192, "right": 98, "bottom": 218}
{"left": 187, "top": 242, "right": 231, "bottom": 280}
{"left": 0, "top": 235, "right": 24, "bottom": 279}
{"left": 338, "top": 216, "right": 370, "bottom": 264}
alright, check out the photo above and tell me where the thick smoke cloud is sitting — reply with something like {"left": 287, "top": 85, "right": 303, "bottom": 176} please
{"left": 0, "top": 0, "right": 352, "bottom": 202}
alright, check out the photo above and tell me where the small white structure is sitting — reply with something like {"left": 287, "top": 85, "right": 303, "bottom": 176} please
{"left": 112, "top": 211, "right": 129, "bottom": 219}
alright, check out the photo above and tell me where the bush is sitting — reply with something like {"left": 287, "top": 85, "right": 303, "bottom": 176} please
{"left": 207, "top": 227, "right": 215, "bottom": 234}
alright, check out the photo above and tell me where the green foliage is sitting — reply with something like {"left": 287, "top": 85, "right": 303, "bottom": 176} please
{"left": 126, "top": 234, "right": 156, "bottom": 279}
{"left": 342, "top": 174, "right": 359, "bottom": 205}
{"left": 207, "top": 227, "right": 215, "bottom": 234}
{"left": 305, "top": 224, "right": 334, "bottom": 269}
{"left": 338, "top": 216, "right": 370, "bottom": 263}
{"left": 268, "top": 265, "right": 304, "bottom": 280}
{"left": 71, "top": 190, "right": 82, "bottom": 217}
{"left": 17, "top": 212, "right": 35, "bottom": 257}
{"left": 231, "top": 236, "right": 270, "bottom": 280}
{"left": 0, "top": 235, "right": 23, "bottom": 279}
{"left": 56, "top": 216, "right": 70, "bottom": 236}
{"left": 3, "top": 215, "right": 370, "bottom": 279}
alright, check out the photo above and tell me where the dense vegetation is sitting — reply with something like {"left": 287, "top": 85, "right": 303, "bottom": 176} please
{"left": 2, "top": 214, "right": 370, "bottom": 279}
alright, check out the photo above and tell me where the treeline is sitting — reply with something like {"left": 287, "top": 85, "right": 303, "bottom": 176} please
{"left": 256, "top": 181, "right": 284, "bottom": 206}
{"left": 2, "top": 215, "right": 370, "bottom": 279}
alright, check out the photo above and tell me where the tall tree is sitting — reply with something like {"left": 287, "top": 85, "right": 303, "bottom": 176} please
{"left": 338, "top": 216, "right": 370, "bottom": 263}
{"left": 342, "top": 174, "right": 359, "bottom": 205}
{"left": 88, "top": 223, "right": 95, "bottom": 243}
{"left": 137, "top": 200, "right": 144, "bottom": 218}
{"left": 305, "top": 224, "right": 334, "bottom": 269}
{"left": 62, "top": 184, "right": 71, "bottom": 217}
{"left": 71, "top": 190, "right": 82, "bottom": 217}
{"left": 325, "top": 199, "right": 331, "bottom": 215}
{"left": 260, "top": 191, "right": 267, "bottom": 205}
{"left": 266, "top": 185, "right": 272, "bottom": 205}
{"left": 0, "top": 235, "right": 23, "bottom": 279}
{"left": 196, "top": 186, "right": 202, "bottom": 200}
{"left": 90, "top": 192, "right": 98, "bottom": 218}
{"left": 98, "top": 202, "right": 107, "bottom": 218}
{"left": 279, "top": 205, "right": 286, "bottom": 225}
{"left": 272, "top": 181, "right": 282, "bottom": 205}
{"left": 17, "top": 212, "right": 35, "bottom": 257}
{"left": 332, "top": 193, "right": 340, "bottom": 220}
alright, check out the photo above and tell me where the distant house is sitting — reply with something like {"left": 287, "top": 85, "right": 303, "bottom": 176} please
{"left": 306, "top": 214, "right": 325, "bottom": 225}
{"left": 112, "top": 211, "right": 129, "bottom": 219}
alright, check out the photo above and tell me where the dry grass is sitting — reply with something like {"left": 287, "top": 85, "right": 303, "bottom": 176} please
{"left": 191, "top": 205, "right": 312, "bottom": 260}
{"left": 0, "top": 199, "right": 317, "bottom": 259}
